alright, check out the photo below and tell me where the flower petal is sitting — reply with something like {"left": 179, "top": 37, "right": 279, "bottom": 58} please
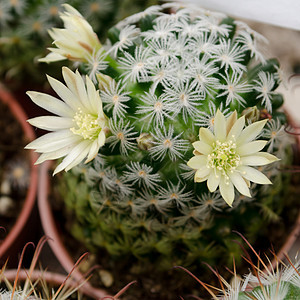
{"left": 85, "top": 131, "right": 106, "bottom": 163}
{"left": 187, "top": 155, "right": 207, "bottom": 169}
{"left": 39, "top": 51, "right": 66, "bottom": 63}
{"left": 227, "top": 115, "right": 245, "bottom": 140}
{"left": 28, "top": 116, "right": 73, "bottom": 131}
{"left": 35, "top": 146, "right": 74, "bottom": 164}
{"left": 237, "top": 140, "right": 268, "bottom": 156}
{"left": 219, "top": 177, "right": 235, "bottom": 206}
{"left": 194, "top": 167, "right": 211, "bottom": 182}
{"left": 26, "top": 130, "right": 80, "bottom": 153}
{"left": 26, "top": 91, "right": 73, "bottom": 117}
{"left": 53, "top": 140, "right": 91, "bottom": 174}
{"left": 226, "top": 110, "right": 237, "bottom": 135}
{"left": 241, "top": 152, "right": 279, "bottom": 166}
{"left": 228, "top": 171, "right": 251, "bottom": 197}
{"left": 86, "top": 75, "right": 103, "bottom": 114}
{"left": 193, "top": 141, "right": 212, "bottom": 155}
{"left": 207, "top": 171, "right": 221, "bottom": 192}
{"left": 237, "top": 119, "right": 268, "bottom": 145}
{"left": 25, "top": 129, "right": 73, "bottom": 149}
{"left": 199, "top": 127, "right": 215, "bottom": 145}
{"left": 62, "top": 67, "right": 84, "bottom": 102}
{"left": 237, "top": 165, "right": 272, "bottom": 184}
{"left": 73, "top": 70, "right": 92, "bottom": 112}
{"left": 47, "top": 74, "right": 81, "bottom": 111}
{"left": 214, "top": 109, "right": 227, "bottom": 141}
{"left": 35, "top": 136, "right": 81, "bottom": 153}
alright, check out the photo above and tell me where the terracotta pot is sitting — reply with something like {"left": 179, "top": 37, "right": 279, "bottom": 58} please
{"left": 0, "top": 84, "right": 38, "bottom": 263}
{"left": 38, "top": 160, "right": 106, "bottom": 299}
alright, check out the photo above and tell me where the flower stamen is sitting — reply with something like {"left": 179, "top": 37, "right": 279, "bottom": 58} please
{"left": 207, "top": 138, "right": 240, "bottom": 177}
{"left": 71, "top": 108, "right": 101, "bottom": 140}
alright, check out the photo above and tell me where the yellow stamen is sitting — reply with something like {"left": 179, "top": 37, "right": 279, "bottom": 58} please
{"left": 70, "top": 108, "right": 101, "bottom": 140}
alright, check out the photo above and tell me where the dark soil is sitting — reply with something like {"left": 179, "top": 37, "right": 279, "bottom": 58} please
{"left": 0, "top": 100, "right": 30, "bottom": 239}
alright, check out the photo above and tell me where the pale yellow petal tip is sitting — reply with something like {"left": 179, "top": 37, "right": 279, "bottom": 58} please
{"left": 243, "top": 191, "right": 252, "bottom": 198}
{"left": 38, "top": 52, "right": 66, "bottom": 63}
{"left": 231, "top": 110, "right": 238, "bottom": 119}
{"left": 224, "top": 199, "right": 233, "bottom": 207}
{"left": 215, "top": 109, "right": 224, "bottom": 119}
{"left": 24, "top": 144, "right": 32, "bottom": 150}
{"left": 62, "top": 66, "right": 71, "bottom": 73}
{"left": 186, "top": 159, "right": 193, "bottom": 169}
{"left": 221, "top": 192, "right": 235, "bottom": 207}
{"left": 52, "top": 168, "right": 61, "bottom": 176}
{"left": 26, "top": 118, "right": 34, "bottom": 126}
{"left": 270, "top": 155, "right": 281, "bottom": 163}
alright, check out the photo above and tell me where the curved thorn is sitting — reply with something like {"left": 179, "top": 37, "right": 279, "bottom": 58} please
{"left": 11, "top": 242, "right": 35, "bottom": 300}
{"left": 114, "top": 280, "right": 137, "bottom": 298}
{"left": 53, "top": 252, "right": 89, "bottom": 299}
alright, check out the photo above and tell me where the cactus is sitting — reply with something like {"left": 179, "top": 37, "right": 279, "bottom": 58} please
{"left": 26, "top": 3, "right": 298, "bottom": 299}
{"left": 178, "top": 234, "right": 300, "bottom": 300}
{"left": 0, "top": 236, "right": 135, "bottom": 300}
{"left": 0, "top": 237, "right": 84, "bottom": 300}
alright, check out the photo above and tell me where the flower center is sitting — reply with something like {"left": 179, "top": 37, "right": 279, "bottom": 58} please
{"left": 90, "top": 2, "right": 100, "bottom": 12}
{"left": 71, "top": 108, "right": 101, "bottom": 140}
{"left": 49, "top": 6, "right": 59, "bottom": 16}
{"left": 138, "top": 170, "right": 147, "bottom": 177}
{"left": 112, "top": 95, "right": 119, "bottom": 103}
{"left": 117, "top": 132, "right": 125, "bottom": 140}
{"left": 163, "top": 139, "right": 173, "bottom": 148}
{"left": 154, "top": 101, "right": 163, "bottom": 112}
{"left": 207, "top": 139, "right": 240, "bottom": 175}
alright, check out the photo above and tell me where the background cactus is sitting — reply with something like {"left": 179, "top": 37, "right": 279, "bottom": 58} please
{"left": 178, "top": 235, "right": 300, "bottom": 300}
{"left": 28, "top": 3, "right": 299, "bottom": 299}
{"left": 0, "top": 236, "right": 93, "bottom": 300}
{"left": 0, "top": 0, "right": 158, "bottom": 89}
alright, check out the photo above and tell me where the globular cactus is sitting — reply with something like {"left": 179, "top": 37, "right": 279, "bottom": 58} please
{"left": 26, "top": 3, "right": 296, "bottom": 298}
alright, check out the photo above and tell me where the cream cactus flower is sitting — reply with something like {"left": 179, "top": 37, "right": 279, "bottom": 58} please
{"left": 39, "top": 4, "right": 102, "bottom": 63}
{"left": 187, "top": 110, "right": 279, "bottom": 206}
{"left": 25, "top": 67, "right": 108, "bottom": 175}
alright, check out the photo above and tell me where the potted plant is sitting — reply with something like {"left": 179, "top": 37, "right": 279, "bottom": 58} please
{"left": 28, "top": 3, "right": 299, "bottom": 299}
{"left": 0, "top": 84, "right": 38, "bottom": 266}
{"left": 177, "top": 233, "right": 300, "bottom": 299}
{"left": 1, "top": 235, "right": 136, "bottom": 300}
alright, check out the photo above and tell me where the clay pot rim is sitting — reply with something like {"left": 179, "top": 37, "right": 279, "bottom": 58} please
{"left": 0, "top": 84, "right": 38, "bottom": 259}
{"left": 38, "top": 160, "right": 106, "bottom": 299}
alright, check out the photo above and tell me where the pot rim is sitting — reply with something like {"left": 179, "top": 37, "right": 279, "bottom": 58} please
{"left": 38, "top": 160, "right": 106, "bottom": 299}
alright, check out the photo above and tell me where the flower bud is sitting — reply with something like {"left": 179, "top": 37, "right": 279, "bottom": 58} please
{"left": 137, "top": 133, "right": 154, "bottom": 150}
{"left": 241, "top": 106, "right": 260, "bottom": 124}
